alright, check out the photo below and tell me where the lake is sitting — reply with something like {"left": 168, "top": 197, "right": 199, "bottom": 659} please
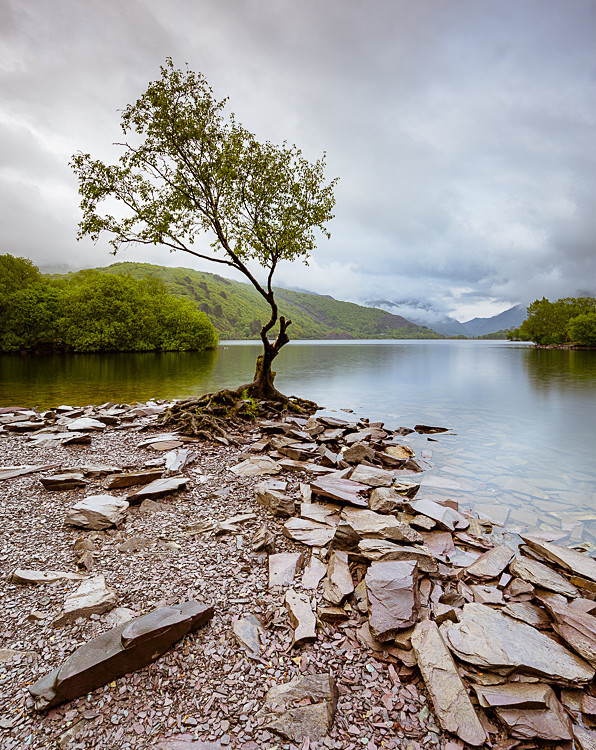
{"left": 1, "top": 340, "right": 595, "bottom": 542}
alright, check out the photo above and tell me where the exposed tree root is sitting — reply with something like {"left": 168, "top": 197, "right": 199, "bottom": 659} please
{"left": 159, "top": 386, "right": 319, "bottom": 442}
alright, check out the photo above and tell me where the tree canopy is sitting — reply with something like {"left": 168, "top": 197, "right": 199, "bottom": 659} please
{"left": 71, "top": 59, "right": 337, "bottom": 399}
{"left": 508, "top": 296, "right": 596, "bottom": 346}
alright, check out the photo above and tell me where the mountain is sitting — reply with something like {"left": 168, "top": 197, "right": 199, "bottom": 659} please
{"left": 460, "top": 304, "right": 527, "bottom": 337}
{"left": 75, "top": 263, "right": 441, "bottom": 340}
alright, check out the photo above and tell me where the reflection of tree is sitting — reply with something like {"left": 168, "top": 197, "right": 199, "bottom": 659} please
{"left": 522, "top": 348, "right": 596, "bottom": 391}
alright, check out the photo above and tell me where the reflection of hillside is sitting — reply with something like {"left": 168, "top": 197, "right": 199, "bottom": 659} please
{"left": 522, "top": 349, "right": 596, "bottom": 391}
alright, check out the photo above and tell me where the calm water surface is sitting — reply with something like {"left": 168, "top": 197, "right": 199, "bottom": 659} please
{"left": 1, "top": 340, "right": 595, "bottom": 539}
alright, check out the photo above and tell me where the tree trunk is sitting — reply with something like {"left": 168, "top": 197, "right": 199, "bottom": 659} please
{"left": 240, "top": 314, "right": 291, "bottom": 401}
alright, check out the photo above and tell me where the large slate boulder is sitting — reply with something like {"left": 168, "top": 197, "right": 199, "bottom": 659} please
{"left": 29, "top": 600, "right": 214, "bottom": 710}
{"left": 65, "top": 495, "right": 129, "bottom": 530}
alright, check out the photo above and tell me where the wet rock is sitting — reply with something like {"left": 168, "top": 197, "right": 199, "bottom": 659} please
{"left": 11, "top": 569, "right": 85, "bottom": 585}
{"left": 310, "top": 474, "right": 369, "bottom": 507}
{"left": 229, "top": 456, "right": 281, "bottom": 476}
{"left": 521, "top": 533, "right": 596, "bottom": 583}
{"left": 283, "top": 517, "right": 336, "bottom": 547}
{"left": 53, "top": 575, "right": 118, "bottom": 626}
{"left": 65, "top": 495, "right": 129, "bottom": 530}
{"left": 285, "top": 589, "right": 317, "bottom": 647}
{"left": 358, "top": 538, "right": 439, "bottom": 573}
{"left": 127, "top": 477, "right": 188, "bottom": 503}
{"left": 365, "top": 560, "right": 419, "bottom": 641}
{"left": 466, "top": 545, "right": 515, "bottom": 580}
{"left": 474, "top": 683, "right": 572, "bottom": 740}
{"left": 322, "top": 550, "right": 354, "bottom": 604}
{"left": 411, "top": 619, "right": 487, "bottom": 746}
{"left": 30, "top": 600, "right": 214, "bottom": 710}
{"left": 258, "top": 673, "right": 339, "bottom": 743}
{"left": 268, "top": 552, "right": 303, "bottom": 587}
{"left": 254, "top": 481, "right": 295, "bottom": 517}
{"left": 441, "top": 603, "right": 595, "bottom": 683}
{"left": 39, "top": 472, "right": 87, "bottom": 490}
{"left": 105, "top": 469, "right": 163, "bottom": 489}
{"left": 301, "top": 555, "right": 327, "bottom": 589}
{"left": 232, "top": 615, "right": 265, "bottom": 659}
{"left": 510, "top": 555, "right": 579, "bottom": 597}
{"left": 414, "top": 424, "right": 449, "bottom": 434}
{"left": 342, "top": 442, "right": 375, "bottom": 464}
{"left": 341, "top": 506, "right": 423, "bottom": 544}
{"left": 368, "top": 486, "right": 409, "bottom": 514}
{"left": 350, "top": 463, "right": 394, "bottom": 487}
{"left": 408, "top": 498, "right": 469, "bottom": 531}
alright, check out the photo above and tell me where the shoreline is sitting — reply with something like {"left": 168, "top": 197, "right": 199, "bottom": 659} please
{"left": 1, "top": 400, "right": 595, "bottom": 749}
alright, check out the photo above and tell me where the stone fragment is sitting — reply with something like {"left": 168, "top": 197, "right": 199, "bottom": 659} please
{"left": 66, "top": 417, "right": 106, "bottom": 431}
{"left": 506, "top": 577, "right": 535, "bottom": 598}
{"left": 466, "top": 545, "right": 515, "bottom": 580}
{"left": 365, "top": 560, "right": 419, "bottom": 641}
{"left": 301, "top": 555, "right": 327, "bottom": 589}
{"left": 285, "top": 589, "right": 317, "bottom": 647}
{"left": 279, "top": 442, "right": 319, "bottom": 461}
{"left": 29, "top": 431, "right": 92, "bottom": 447}
{"left": 341, "top": 506, "right": 423, "bottom": 544}
{"left": 354, "top": 579, "right": 369, "bottom": 613}
{"left": 342, "top": 442, "right": 375, "bottom": 464}
{"left": 411, "top": 620, "right": 487, "bottom": 746}
{"left": 5, "top": 420, "right": 44, "bottom": 432}
{"left": 299, "top": 502, "right": 341, "bottom": 526}
{"left": 441, "top": 603, "right": 595, "bottom": 683}
{"left": 11, "top": 569, "right": 85, "bottom": 585}
{"left": 544, "top": 599, "right": 596, "bottom": 668}
{"left": 30, "top": 600, "right": 213, "bottom": 709}
{"left": 53, "top": 575, "right": 118, "bottom": 626}
{"left": 358, "top": 538, "right": 439, "bottom": 573}
{"left": 127, "top": 477, "right": 187, "bottom": 502}
{"left": 254, "top": 481, "right": 295, "bottom": 517}
{"left": 575, "top": 726, "right": 596, "bottom": 750}
{"left": 232, "top": 615, "right": 265, "bottom": 659}
{"left": 136, "top": 433, "right": 184, "bottom": 450}
{"left": 310, "top": 475, "right": 368, "bottom": 507}
{"left": 368, "top": 486, "right": 408, "bottom": 514}
{"left": 521, "top": 534, "right": 596, "bottom": 583}
{"left": 0, "top": 463, "right": 60, "bottom": 480}
{"left": 65, "top": 495, "right": 129, "bottom": 530}
{"left": 572, "top": 598, "right": 596, "bottom": 616}
{"left": 283, "top": 517, "right": 336, "bottom": 547}
{"left": 268, "top": 552, "right": 303, "bottom": 587}
{"left": 105, "top": 469, "right": 163, "bottom": 489}
{"left": 350, "top": 463, "right": 394, "bottom": 487}
{"left": 503, "top": 602, "right": 552, "bottom": 629}
{"left": 229, "top": 456, "right": 281, "bottom": 476}
{"left": 258, "top": 673, "right": 339, "bottom": 743}
{"left": 474, "top": 681, "right": 551, "bottom": 709}
{"left": 470, "top": 584, "right": 505, "bottom": 605}
{"left": 408, "top": 499, "right": 469, "bottom": 531}
{"left": 278, "top": 458, "right": 334, "bottom": 474}
{"left": 76, "top": 550, "right": 94, "bottom": 571}
{"left": 251, "top": 524, "right": 275, "bottom": 553}
{"left": 117, "top": 536, "right": 152, "bottom": 554}
{"left": 322, "top": 551, "right": 354, "bottom": 605}
{"left": 39, "top": 472, "right": 87, "bottom": 491}
{"left": 164, "top": 447, "right": 195, "bottom": 475}
{"left": 510, "top": 555, "right": 579, "bottom": 597}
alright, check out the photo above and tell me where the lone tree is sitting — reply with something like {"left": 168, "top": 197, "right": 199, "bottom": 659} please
{"left": 71, "top": 59, "right": 336, "bottom": 410}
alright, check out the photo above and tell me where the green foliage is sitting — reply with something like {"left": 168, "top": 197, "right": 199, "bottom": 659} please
{"left": 512, "top": 297, "right": 596, "bottom": 345}
{"left": 91, "top": 261, "right": 443, "bottom": 340}
{"left": 0, "top": 254, "right": 42, "bottom": 300}
{"left": 567, "top": 312, "right": 596, "bottom": 346}
{"left": 477, "top": 329, "right": 509, "bottom": 340}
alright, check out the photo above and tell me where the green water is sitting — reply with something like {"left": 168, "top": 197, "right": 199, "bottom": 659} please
{"left": 1, "top": 340, "right": 595, "bottom": 539}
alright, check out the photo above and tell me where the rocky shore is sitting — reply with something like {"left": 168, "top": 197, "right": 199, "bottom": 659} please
{"left": 1, "top": 400, "right": 595, "bottom": 750}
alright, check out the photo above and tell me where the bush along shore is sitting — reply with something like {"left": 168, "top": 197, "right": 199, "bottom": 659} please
{"left": 1, "top": 400, "right": 595, "bottom": 750}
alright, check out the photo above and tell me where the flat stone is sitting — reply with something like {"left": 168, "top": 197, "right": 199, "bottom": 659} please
{"left": 385, "top": 444, "right": 415, "bottom": 460}
{"left": 285, "top": 589, "right": 317, "bottom": 647}
{"left": 30, "top": 600, "right": 213, "bottom": 710}
{"left": 474, "top": 681, "right": 551, "bottom": 709}
{"left": 5, "top": 420, "right": 44, "bottom": 432}
{"left": 28, "top": 431, "right": 92, "bottom": 447}
{"left": 278, "top": 458, "right": 334, "bottom": 474}
{"left": 254, "top": 481, "right": 295, "bottom": 517}
{"left": 137, "top": 433, "right": 184, "bottom": 450}
{"left": 268, "top": 552, "right": 303, "bottom": 587}
{"left": 283, "top": 517, "right": 336, "bottom": 547}
{"left": 105, "top": 469, "right": 163, "bottom": 489}
{"left": 543, "top": 599, "right": 596, "bottom": 668}
{"left": 310, "top": 475, "right": 369, "bottom": 507}
{"left": 318, "top": 605, "right": 349, "bottom": 623}
{"left": 164, "top": 447, "right": 195, "bottom": 475}
{"left": 301, "top": 555, "right": 327, "bottom": 589}
{"left": 279, "top": 442, "right": 319, "bottom": 461}
{"left": 299, "top": 502, "right": 341, "bottom": 526}
{"left": 341, "top": 506, "right": 423, "bottom": 544}
{"left": 503, "top": 602, "right": 552, "bottom": 629}
{"left": 0, "top": 463, "right": 60, "bottom": 480}
{"left": 509, "top": 555, "right": 579, "bottom": 597}
{"left": 11, "top": 569, "right": 85, "bottom": 585}
{"left": 232, "top": 615, "right": 265, "bottom": 659}
{"left": 368, "top": 486, "right": 409, "bottom": 514}
{"left": 229, "top": 456, "right": 281, "bottom": 476}
{"left": 127, "top": 477, "right": 188, "bottom": 503}
{"left": 65, "top": 495, "right": 129, "bottom": 530}
{"left": 40, "top": 472, "right": 87, "bottom": 491}
{"left": 53, "top": 575, "right": 118, "bottom": 626}
{"left": 571, "top": 598, "right": 596, "bottom": 616}
{"left": 342, "top": 442, "right": 375, "bottom": 464}
{"left": 574, "top": 726, "right": 596, "bottom": 750}
{"left": 322, "top": 551, "right": 354, "bottom": 605}
{"left": 470, "top": 584, "right": 505, "bottom": 605}
{"left": 358, "top": 539, "right": 439, "bottom": 573}
{"left": 441, "top": 603, "right": 595, "bottom": 683}
{"left": 521, "top": 534, "right": 596, "bottom": 583}
{"left": 350, "top": 464, "right": 394, "bottom": 487}
{"left": 411, "top": 620, "right": 487, "bottom": 746}
{"left": 415, "top": 424, "right": 449, "bottom": 434}
{"left": 0, "top": 648, "right": 37, "bottom": 663}
{"left": 66, "top": 417, "right": 106, "bottom": 431}
{"left": 365, "top": 560, "right": 419, "bottom": 641}
{"left": 466, "top": 545, "right": 515, "bottom": 580}
{"left": 258, "top": 673, "right": 339, "bottom": 743}
{"left": 408, "top": 499, "right": 469, "bottom": 531}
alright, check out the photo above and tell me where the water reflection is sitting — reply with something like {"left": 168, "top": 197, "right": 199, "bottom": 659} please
{"left": 522, "top": 347, "right": 596, "bottom": 390}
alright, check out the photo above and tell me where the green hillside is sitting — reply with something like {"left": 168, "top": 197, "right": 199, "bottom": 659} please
{"left": 78, "top": 262, "right": 441, "bottom": 340}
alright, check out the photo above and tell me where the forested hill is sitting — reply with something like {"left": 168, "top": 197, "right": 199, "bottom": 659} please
{"left": 86, "top": 262, "right": 441, "bottom": 340}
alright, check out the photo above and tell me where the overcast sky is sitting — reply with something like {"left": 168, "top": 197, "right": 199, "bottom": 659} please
{"left": 1, "top": 0, "right": 595, "bottom": 321}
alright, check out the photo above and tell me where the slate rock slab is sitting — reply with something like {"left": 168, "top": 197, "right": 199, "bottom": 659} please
{"left": 408, "top": 498, "right": 469, "bottom": 531}
{"left": 11, "top": 569, "right": 86, "bottom": 585}
{"left": 254, "top": 481, "right": 295, "bottom": 517}
{"left": 411, "top": 619, "right": 487, "bottom": 746}
{"left": 127, "top": 477, "right": 188, "bottom": 503}
{"left": 441, "top": 603, "right": 595, "bottom": 684}
{"left": 229, "top": 456, "right": 281, "bottom": 477}
{"left": 268, "top": 552, "right": 303, "bottom": 587}
{"left": 323, "top": 550, "right": 354, "bottom": 605}
{"left": 285, "top": 589, "right": 317, "bottom": 647}
{"left": 545, "top": 600, "right": 596, "bottom": 669}
{"left": 365, "top": 560, "right": 419, "bottom": 641}
{"left": 350, "top": 464, "right": 394, "bottom": 487}
{"left": 53, "top": 575, "right": 118, "bottom": 626}
{"left": 258, "top": 673, "right": 339, "bottom": 743}
{"left": 510, "top": 555, "right": 579, "bottom": 597}
{"left": 521, "top": 534, "right": 596, "bottom": 583}
{"left": 341, "top": 506, "right": 423, "bottom": 544}
{"left": 30, "top": 600, "right": 214, "bottom": 710}
{"left": 310, "top": 475, "right": 369, "bottom": 507}
{"left": 105, "top": 469, "right": 163, "bottom": 490}
{"left": 466, "top": 545, "right": 514, "bottom": 580}
{"left": 283, "top": 517, "right": 336, "bottom": 547}
{"left": 65, "top": 495, "right": 129, "bottom": 530}
{"left": 358, "top": 538, "right": 439, "bottom": 573}
{"left": 66, "top": 417, "right": 106, "bottom": 432}
{"left": 368, "top": 486, "right": 409, "bottom": 514}
{"left": 232, "top": 615, "right": 265, "bottom": 660}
